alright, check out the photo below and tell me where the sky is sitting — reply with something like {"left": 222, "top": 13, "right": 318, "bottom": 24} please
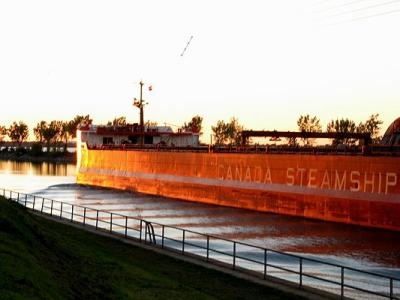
{"left": 0, "top": 0, "right": 399, "bottom": 142}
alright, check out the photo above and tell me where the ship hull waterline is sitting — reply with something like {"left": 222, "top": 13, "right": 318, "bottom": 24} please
{"left": 77, "top": 148, "right": 400, "bottom": 232}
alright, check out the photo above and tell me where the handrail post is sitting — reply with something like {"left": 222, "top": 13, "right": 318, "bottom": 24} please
{"left": 50, "top": 200, "right": 53, "bottom": 216}
{"left": 299, "top": 257, "right": 303, "bottom": 287}
{"left": 144, "top": 222, "right": 147, "bottom": 243}
{"left": 161, "top": 225, "right": 165, "bottom": 248}
{"left": 25, "top": 194, "right": 27, "bottom": 207}
{"left": 83, "top": 207, "right": 86, "bottom": 225}
{"left": 60, "top": 202, "right": 63, "bottom": 219}
{"left": 341, "top": 267, "right": 344, "bottom": 299}
{"left": 95, "top": 210, "right": 99, "bottom": 229}
{"left": 390, "top": 278, "right": 393, "bottom": 300}
{"left": 182, "top": 230, "right": 185, "bottom": 254}
{"left": 33, "top": 196, "right": 36, "bottom": 210}
{"left": 125, "top": 216, "right": 128, "bottom": 237}
{"left": 139, "top": 220, "right": 143, "bottom": 242}
{"left": 233, "top": 242, "right": 236, "bottom": 270}
{"left": 206, "top": 236, "right": 210, "bottom": 262}
{"left": 41, "top": 198, "right": 44, "bottom": 213}
{"left": 17, "top": 192, "right": 20, "bottom": 203}
{"left": 264, "top": 249, "right": 267, "bottom": 279}
{"left": 110, "top": 213, "right": 113, "bottom": 233}
{"left": 71, "top": 205, "right": 74, "bottom": 222}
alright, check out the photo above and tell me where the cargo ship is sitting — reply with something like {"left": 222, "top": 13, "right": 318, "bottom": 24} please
{"left": 76, "top": 82, "right": 400, "bottom": 231}
{"left": 76, "top": 115, "right": 400, "bottom": 232}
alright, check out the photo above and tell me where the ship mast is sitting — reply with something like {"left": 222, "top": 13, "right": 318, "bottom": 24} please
{"left": 133, "top": 80, "right": 148, "bottom": 146}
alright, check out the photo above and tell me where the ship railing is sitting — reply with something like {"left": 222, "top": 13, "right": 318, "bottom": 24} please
{"left": 87, "top": 143, "right": 400, "bottom": 156}
{"left": 3, "top": 188, "right": 399, "bottom": 300}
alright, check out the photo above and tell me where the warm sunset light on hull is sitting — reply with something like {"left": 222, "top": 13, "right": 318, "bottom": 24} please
{"left": 77, "top": 148, "right": 400, "bottom": 231}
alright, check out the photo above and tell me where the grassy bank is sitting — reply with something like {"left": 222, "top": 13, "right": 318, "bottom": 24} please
{"left": 0, "top": 197, "right": 305, "bottom": 300}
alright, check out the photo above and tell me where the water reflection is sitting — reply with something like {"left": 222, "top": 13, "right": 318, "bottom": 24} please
{"left": 0, "top": 160, "right": 76, "bottom": 176}
{"left": 0, "top": 160, "right": 76, "bottom": 192}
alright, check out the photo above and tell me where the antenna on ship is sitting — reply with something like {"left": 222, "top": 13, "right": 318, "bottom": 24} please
{"left": 133, "top": 80, "right": 150, "bottom": 146}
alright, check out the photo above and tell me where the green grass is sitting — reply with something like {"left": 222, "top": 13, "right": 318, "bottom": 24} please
{"left": 0, "top": 197, "right": 305, "bottom": 300}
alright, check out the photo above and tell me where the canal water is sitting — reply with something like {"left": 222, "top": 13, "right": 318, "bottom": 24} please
{"left": 1, "top": 160, "right": 399, "bottom": 297}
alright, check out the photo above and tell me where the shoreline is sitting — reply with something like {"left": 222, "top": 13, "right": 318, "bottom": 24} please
{"left": 0, "top": 152, "right": 76, "bottom": 164}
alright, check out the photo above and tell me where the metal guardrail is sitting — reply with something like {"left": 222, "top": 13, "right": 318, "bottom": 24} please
{"left": 87, "top": 143, "right": 400, "bottom": 156}
{"left": 2, "top": 188, "right": 399, "bottom": 300}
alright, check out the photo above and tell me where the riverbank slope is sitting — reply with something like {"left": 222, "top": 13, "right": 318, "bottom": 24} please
{"left": 0, "top": 197, "right": 305, "bottom": 299}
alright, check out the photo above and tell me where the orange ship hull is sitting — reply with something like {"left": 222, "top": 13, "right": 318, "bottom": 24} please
{"left": 77, "top": 147, "right": 400, "bottom": 231}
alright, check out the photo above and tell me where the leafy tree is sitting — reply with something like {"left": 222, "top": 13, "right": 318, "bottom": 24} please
{"left": 225, "top": 117, "right": 243, "bottom": 145}
{"left": 67, "top": 120, "right": 78, "bottom": 140}
{"left": 297, "top": 114, "right": 322, "bottom": 145}
{"left": 42, "top": 121, "right": 60, "bottom": 152}
{"left": 61, "top": 121, "right": 75, "bottom": 152}
{"left": 356, "top": 113, "right": 383, "bottom": 144}
{"left": 53, "top": 120, "right": 64, "bottom": 151}
{"left": 0, "top": 125, "right": 6, "bottom": 142}
{"left": 7, "top": 121, "right": 29, "bottom": 146}
{"left": 211, "top": 117, "right": 243, "bottom": 145}
{"left": 107, "top": 116, "right": 127, "bottom": 126}
{"left": 33, "top": 120, "right": 48, "bottom": 143}
{"left": 69, "top": 115, "right": 92, "bottom": 139}
{"left": 33, "top": 119, "right": 81, "bottom": 152}
{"left": 212, "top": 120, "right": 227, "bottom": 144}
{"left": 327, "top": 118, "right": 356, "bottom": 145}
{"left": 182, "top": 115, "right": 203, "bottom": 134}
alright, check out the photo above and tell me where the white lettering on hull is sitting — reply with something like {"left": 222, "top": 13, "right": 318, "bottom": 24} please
{"left": 79, "top": 166, "right": 399, "bottom": 203}
{"left": 386, "top": 172, "right": 397, "bottom": 194}
{"left": 216, "top": 165, "right": 399, "bottom": 195}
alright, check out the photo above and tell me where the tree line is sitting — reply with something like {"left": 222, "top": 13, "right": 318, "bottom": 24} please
{"left": 297, "top": 113, "right": 383, "bottom": 146}
{"left": 0, "top": 115, "right": 92, "bottom": 152}
{"left": 0, "top": 113, "right": 384, "bottom": 150}
{"left": 0, "top": 114, "right": 204, "bottom": 151}
{"left": 211, "top": 114, "right": 383, "bottom": 146}
{"left": 104, "top": 113, "right": 384, "bottom": 147}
